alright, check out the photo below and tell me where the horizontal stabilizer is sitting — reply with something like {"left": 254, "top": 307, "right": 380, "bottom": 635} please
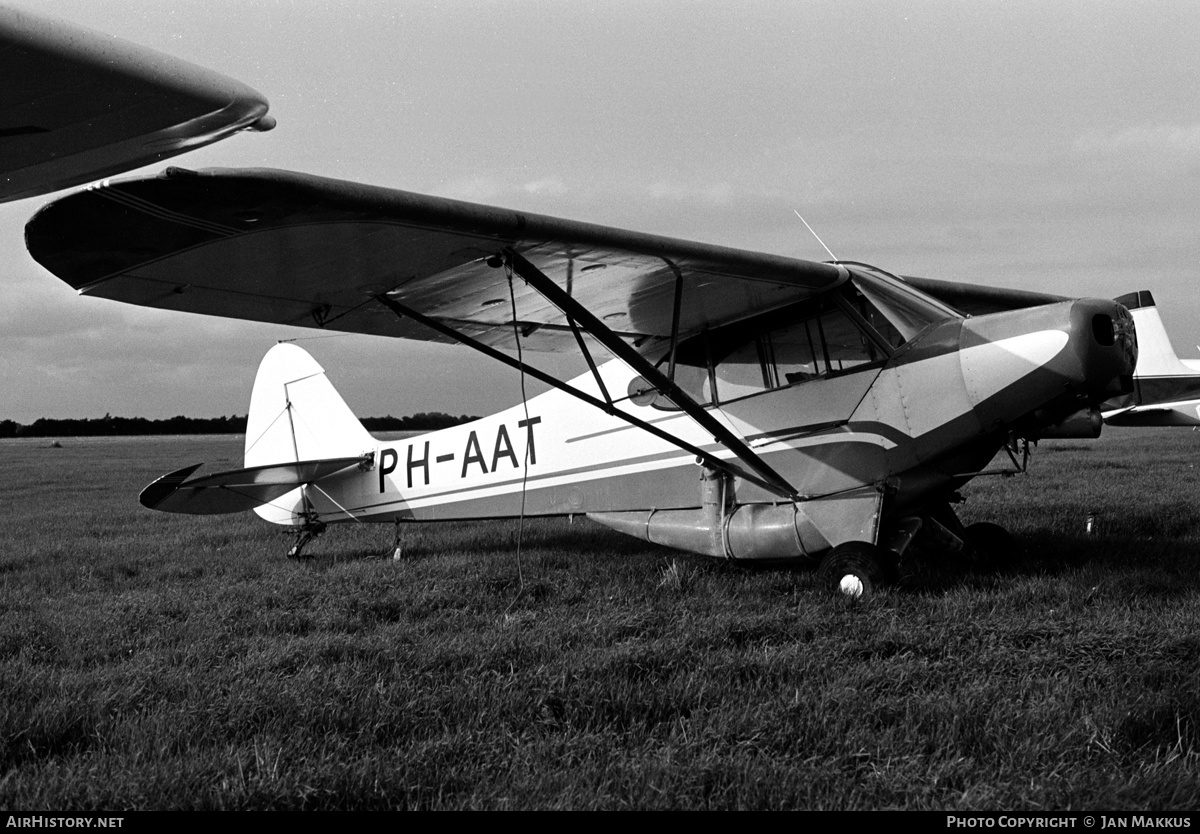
{"left": 1103, "top": 401, "right": 1200, "bottom": 427}
{"left": 140, "top": 455, "right": 370, "bottom": 515}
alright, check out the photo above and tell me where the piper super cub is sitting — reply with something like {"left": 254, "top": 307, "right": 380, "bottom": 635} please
{"left": 24, "top": 167, "right": 1139, "bottom": 596}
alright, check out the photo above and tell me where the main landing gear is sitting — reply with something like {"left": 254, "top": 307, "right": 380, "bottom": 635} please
{"left": 817, "top": 541, "right": 897, "bottom": 598}
{"left": 816, "top": 506, "right": 1021, "bottom": 598}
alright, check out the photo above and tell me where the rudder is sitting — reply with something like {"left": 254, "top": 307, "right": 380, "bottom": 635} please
{"left": 244, "top": 343, "right": 376, "bottom": 523}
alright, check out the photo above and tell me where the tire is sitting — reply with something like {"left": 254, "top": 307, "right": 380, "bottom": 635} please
{"left": 817, "top": 541, "right": 896, "bottom": 598}
{"left": 962, "top": 521, "right": 1020, "bottom": 571}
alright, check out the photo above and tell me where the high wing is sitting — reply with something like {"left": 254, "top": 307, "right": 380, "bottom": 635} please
{"left": 25, "top": 166, "right": 845, "bottom": 356}
{"left": 0, "top": 7, "right": 273, "bottom": 203}
{"left": 26, "top": 165, "right": 851, "bottom": 499}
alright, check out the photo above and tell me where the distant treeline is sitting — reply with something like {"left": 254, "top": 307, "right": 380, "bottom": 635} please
{"left": 0, "top": 412, "right": 478, "bottom": 438}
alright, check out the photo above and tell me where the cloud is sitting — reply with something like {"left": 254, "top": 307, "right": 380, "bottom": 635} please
{"left": 1073, "top": 123, "right": 1200, "bottom": 169}
{"left": 438, "top": 175, "right": 510, "bottom": 204}
{"left": 522, "top": 177, "right": 568, "bottom": 196}
{"left": 437, "top": 174, "right": 570, "bottom": 204}
{"left": 644, "top": 180, "right": 735, "bottom": 207}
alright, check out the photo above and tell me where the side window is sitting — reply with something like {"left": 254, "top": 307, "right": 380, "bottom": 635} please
{"left": 713, "top": 338, "right": 770, "bottom": 400}
{"left": 709, "top": 305, "right": 882, "bottom": 403}
{"left": 647, "top": 341, "right": 712, "bottom": 409}
{"left": 767, "top": 305, "right": 881, "bottom": 386}
{"left": 674, "top": 360, "right": 712, "bottom": 404}
{"left": 644, "top": 285, "right": 899, "bottom": 409}
{"left": 769, "top": 320, "right": 821, "bottom": 384}
{"left": 818, "top": 306, "right": 882, "bottom": 372}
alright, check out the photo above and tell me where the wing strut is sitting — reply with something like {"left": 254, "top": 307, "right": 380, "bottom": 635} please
{"left": 566, "top": 315, "right": 612, "bottom": 406}
{"left": 666, "top": 258, "right": 685, "bottom": 381}
{"left": 372, "top": 292, "right": 795, "bottom": 500}
{"left": 502, "top": 249, "right": 800, "bottom": 500}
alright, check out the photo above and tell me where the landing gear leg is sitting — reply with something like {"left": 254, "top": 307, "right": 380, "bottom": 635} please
{"left": 926, "top": 503, "right": 1021, "bottom": 571}
{"left": 390, "top": 520, "right": 405, "bottom": 560}
{"left": 286, "top": 517, "right": 327, "bottom": 559}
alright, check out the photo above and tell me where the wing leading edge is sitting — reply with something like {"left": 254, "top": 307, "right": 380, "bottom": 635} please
{"left": 26, "top": 166, "right": 846, "bottom": 355}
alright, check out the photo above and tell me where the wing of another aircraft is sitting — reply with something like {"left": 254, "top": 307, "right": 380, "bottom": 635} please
{"left": 0, "top": 7, "right": 273, "bottom": 202}
{"left": 25, "top": 166, "right": 846, "bottom": 356}
{"left": 901, "top": 275, "right": 1068, "bottom": 316}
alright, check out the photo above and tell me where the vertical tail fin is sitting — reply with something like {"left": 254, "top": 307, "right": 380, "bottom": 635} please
{"left": 244, "top": 343, "right": 376, "bottom": 521}
{"left": 245, "top": 342, "right": 375, "bottom": 467}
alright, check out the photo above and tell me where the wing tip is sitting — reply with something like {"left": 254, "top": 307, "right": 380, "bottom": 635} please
{"left": 139, "top": 462, "right": 204, "bottom": 510}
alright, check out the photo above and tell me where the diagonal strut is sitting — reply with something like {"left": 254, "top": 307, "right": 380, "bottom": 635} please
{"left": 502, "top": 248, "right": 799, "bottom": 500}
{"left": 372, "top": 291, "right": 795, "bottom": 499}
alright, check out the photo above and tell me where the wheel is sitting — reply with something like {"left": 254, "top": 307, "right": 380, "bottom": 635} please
{"left": 286, "top": 519, "right": 326, "bottom": 560}
{"left": 817, "top": 541, "right": 896, "bottom": 598}
{"left": 962, "top": 521, "right": 1020, "bottom": 571}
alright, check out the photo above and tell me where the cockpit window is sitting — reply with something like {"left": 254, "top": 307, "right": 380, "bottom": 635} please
{"left": 768, "top": 303, "right": 884, "bottom": 385}
{"left": 848, "top": 266, "right": 959, "bottom": 341}
{"left": 648, "top": 271, "right": 955, "bottom": 409}
{"left": 713, "top": 338, "right": 770, "bottom": 400}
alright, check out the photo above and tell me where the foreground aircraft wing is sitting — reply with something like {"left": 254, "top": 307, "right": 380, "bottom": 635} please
{"left": 25, "top": 167, "right": 845, "bottom": 356}
{"left": 0, "top": 7, "right": 273, "bottom": 202}
{"left": 140, "top": 456, "right": 370, "bottom": 515}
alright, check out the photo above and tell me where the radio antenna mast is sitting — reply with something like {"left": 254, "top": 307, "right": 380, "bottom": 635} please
{"left": 793, "top": 209, "right": 838, "bottom": 262}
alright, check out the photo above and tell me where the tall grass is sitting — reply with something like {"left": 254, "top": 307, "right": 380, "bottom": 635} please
{"left": 1, "top": 430, "right": 1198, "bottom": 809}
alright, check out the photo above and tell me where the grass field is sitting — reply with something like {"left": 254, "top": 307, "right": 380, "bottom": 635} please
{"left": 1, "top": 429, "right": 1198, "bottom": 810}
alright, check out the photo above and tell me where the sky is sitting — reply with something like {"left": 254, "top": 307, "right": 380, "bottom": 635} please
{"left": 3, "top": 0, "right": 1200, "bottom": 423}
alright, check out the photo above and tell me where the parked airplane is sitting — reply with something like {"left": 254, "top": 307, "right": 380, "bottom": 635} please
{"left": 0, "top": 6, "right": 272, "bottom": 203}
{"left": 1103, "top": 292, "right": 1200, "bottom": 427}
{"left": 24, "top": 167, "right": 1139, "bottom": 596}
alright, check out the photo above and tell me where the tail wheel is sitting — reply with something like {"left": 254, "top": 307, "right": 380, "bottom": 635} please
{"left": 286, "top": 518, "right": 327, "bottom": 560}
{"left": 962, "top": 521, "right": 1020, "bottom": 571}
{"left": 818, "top": 541, "right": 897, "bottom": 598}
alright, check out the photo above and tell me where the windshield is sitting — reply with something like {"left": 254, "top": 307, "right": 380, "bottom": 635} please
{"left": 847, "top": 265, "right": 960, "bottom": 341}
